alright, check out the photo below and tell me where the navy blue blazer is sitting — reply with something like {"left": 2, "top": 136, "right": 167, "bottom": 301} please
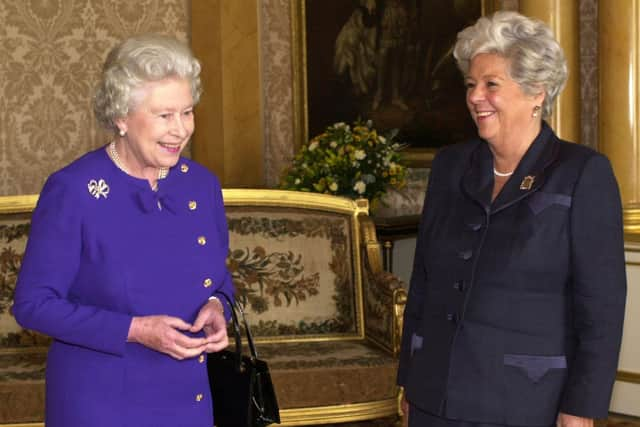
{"left": 397, "top": 123, "right": 626, "bottom": 426}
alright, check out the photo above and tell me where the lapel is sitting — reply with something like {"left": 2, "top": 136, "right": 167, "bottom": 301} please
{"left": 461, "top": 140, "right": 494, "bottom": 213}
{"left": 462, "top": 122, "right": 560, "bottom": 216}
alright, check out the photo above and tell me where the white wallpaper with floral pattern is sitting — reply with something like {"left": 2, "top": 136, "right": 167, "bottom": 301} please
{"left": 0, "top": 0, "right": 189, "bottom": 196}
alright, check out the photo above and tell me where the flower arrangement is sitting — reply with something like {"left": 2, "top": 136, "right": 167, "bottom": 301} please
{"left": 280, "top": 120, "right": 407, "bottom": 205}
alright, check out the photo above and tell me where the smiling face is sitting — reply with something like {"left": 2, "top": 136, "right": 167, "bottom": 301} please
{"left": 465, "top": 53, "right": 543, "bottom": 147}
{"left": 115, "top": 77, "right": 194, "bottom": 179}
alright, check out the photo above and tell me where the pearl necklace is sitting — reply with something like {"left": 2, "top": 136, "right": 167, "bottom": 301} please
{"left": 106, "top": 141, "right": 168, "bottom": 181}
{"left": 493, "top": 167, "right": 514, "bottom": 177}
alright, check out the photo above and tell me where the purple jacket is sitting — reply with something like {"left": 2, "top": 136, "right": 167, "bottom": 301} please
{"left": 14, "top": 147, "right": 234, "bottom": 427}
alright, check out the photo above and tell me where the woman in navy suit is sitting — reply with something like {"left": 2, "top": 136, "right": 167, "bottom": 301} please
{"left": 397, "top": 11, "right": 626, "bottom": 427}
{"left": 13, "top": 35, "right": 234, "bottom": 426}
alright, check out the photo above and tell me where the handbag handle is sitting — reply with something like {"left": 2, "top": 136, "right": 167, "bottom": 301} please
{"left": 215, "top": 292, "right": 259, "bottom": 364}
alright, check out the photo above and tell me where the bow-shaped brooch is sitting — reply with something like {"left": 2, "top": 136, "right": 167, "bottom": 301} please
{"left": 88, "top": 179, "right": 110, "bottom": 199}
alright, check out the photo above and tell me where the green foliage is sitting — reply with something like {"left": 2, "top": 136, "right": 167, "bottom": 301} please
{"left": 280, "top": 120, "right": 407, "bottom": 204}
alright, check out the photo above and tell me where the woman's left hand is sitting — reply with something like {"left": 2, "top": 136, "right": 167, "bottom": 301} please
{"left": 557, "top": 413, "right": 594, "bottom": 427}
{"left": 190, "top": 299, "right": 229, "bottom": 353}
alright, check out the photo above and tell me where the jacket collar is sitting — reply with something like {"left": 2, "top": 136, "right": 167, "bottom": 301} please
{"left": 461, "top": 121, "right": 559, "bottom": 214}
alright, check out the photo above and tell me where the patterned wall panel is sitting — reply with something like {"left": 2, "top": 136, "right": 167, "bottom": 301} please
{"left": 579, "top": 0, "right": 598, "bottom": 150}
{"left": 0, "top": 0, "right": 189, "bottom": 196}
{"left": 261, "top": 0, "right": 295, "bottom": 188}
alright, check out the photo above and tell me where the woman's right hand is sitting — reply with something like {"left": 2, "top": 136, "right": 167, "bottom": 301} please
{"left": 127, "top": 315, "right": 208, "bottom": 360}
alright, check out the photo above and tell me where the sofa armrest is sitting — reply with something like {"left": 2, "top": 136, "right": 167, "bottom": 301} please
{"left": 359, "top": 215, "right": 407, "bottom": 356}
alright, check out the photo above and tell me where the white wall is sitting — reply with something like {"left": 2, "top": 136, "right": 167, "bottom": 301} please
{"left": 389, "top": 237, "right": 416, "bottom": 286}
{"left": 610, "top": 242, "right": 640, "bottom": 416}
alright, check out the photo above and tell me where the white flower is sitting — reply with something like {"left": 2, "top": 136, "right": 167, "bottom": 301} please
{"left": 334, "top": 122, "right": 346, "bottom": 128}
{"left": 378, "top": 136, "right": 386, "bottom": 143}
{"left": 353, "top": 181, "right": 366, "bottom": 194}
{"left": 354, "top": 149, "right": 366, "bottom": 160}
{"left": 330, "top": 141, "right": 338, "bottom": 148}
{"left": 329, "top": 182, "right": 338, "bottom": 192}
{"left": 295, "top": 178, "right": 301, "bottom": 185}
{"left": 308, "top": 141, "right": 319, "bottom": 151}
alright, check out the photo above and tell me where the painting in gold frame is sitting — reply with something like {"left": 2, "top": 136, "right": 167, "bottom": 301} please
{"left": 292, "top": 0, "right": 500, "bottom": 167}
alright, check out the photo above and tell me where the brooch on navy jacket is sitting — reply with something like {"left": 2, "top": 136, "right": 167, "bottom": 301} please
{"left": 520, "top": 175, "right": 535, "bottom": 190}
{"left": 88, "top": 179, "right": 110, "bottom": 199}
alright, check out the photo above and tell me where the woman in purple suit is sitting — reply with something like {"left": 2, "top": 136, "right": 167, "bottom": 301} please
{"left": 13, "top": 34, "right": 234, "bottom": 426}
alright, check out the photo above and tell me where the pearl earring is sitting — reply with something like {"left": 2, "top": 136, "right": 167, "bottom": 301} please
{"left": 532, "top": 106, "right": 541, "bottom": 118}
{"left": 119, "top": 129, "right": 126, "bottom": 137}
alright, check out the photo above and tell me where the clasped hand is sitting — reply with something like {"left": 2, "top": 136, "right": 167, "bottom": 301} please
{"left": 127, "top": 299, "right": 229, "bottom": 360}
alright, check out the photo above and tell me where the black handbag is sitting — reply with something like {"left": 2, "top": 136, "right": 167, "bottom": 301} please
{"left": 207, "top": 293, "right": 280, "bottom": 427}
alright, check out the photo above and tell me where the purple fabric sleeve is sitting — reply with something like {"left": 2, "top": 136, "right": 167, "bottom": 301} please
{"left": 13, "top": 172, "right": 132, "bottom": 356}
{"left": 210, "top": 176, "right": 235, "bottom": 323}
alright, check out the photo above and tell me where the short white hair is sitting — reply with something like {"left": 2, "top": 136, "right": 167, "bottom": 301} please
{"left": 93, "top": 34, "right": 202, "bottom": 131}
{"left": 453, "top": 11, "right": 567, "bottom": 118}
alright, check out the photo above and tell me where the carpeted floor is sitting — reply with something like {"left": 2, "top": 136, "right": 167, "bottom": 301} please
{"left": 312, "top": 413, "right": 640, "bottom": 427}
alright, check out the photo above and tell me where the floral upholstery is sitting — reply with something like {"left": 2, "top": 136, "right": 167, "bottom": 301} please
{"left": 0, "top": 213, "right": 49, "bottom": 350}
{"left": 226, "top": 208, "right": 358, "bottom": 338}
{"left": 0, "top": 190, "right": 406, "bottom": 425}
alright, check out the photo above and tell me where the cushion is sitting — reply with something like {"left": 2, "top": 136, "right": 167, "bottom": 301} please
{"left": 0, "top": 350, "right": 46, "bottom": 423}
{"left": 261, "top": 340, "right": 398, "bottom": 408}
